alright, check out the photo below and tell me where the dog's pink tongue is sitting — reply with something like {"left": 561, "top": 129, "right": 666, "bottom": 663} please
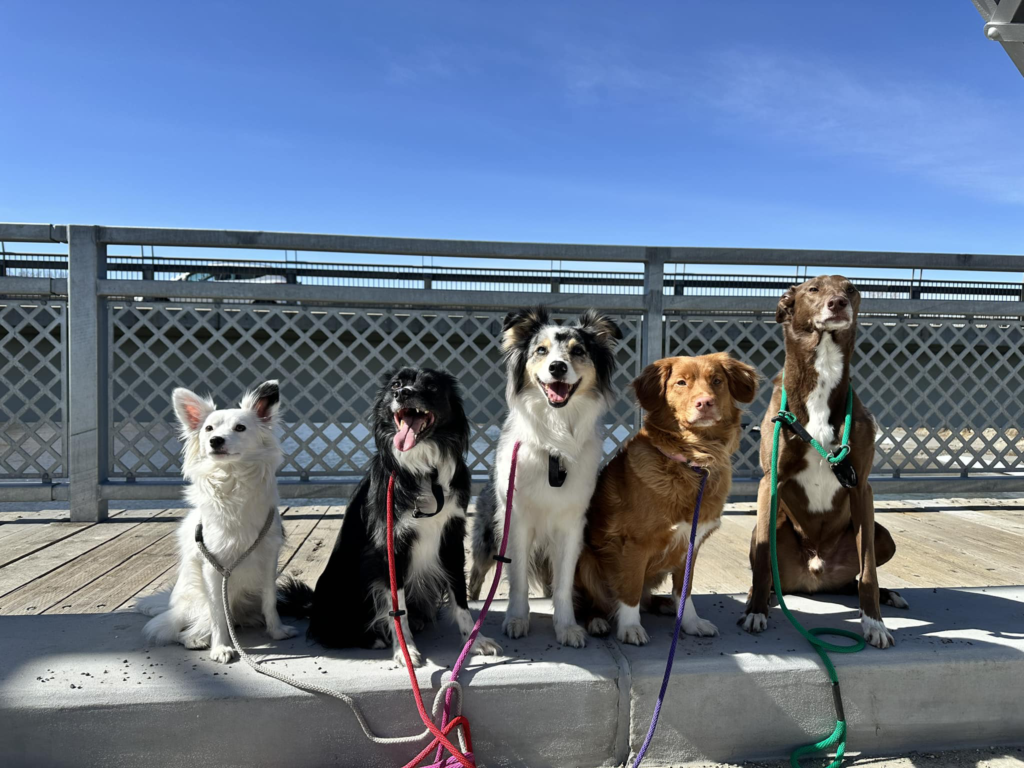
{"left": 547, "top": 382, "right": 570, "bottom": 403}
{"left": 394, "top": 415, "right": 426, "bottom": 452}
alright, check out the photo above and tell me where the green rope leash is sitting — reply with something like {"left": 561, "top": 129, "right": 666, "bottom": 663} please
{"left": 770, "top": 385, "right": 864, "bottom": 768}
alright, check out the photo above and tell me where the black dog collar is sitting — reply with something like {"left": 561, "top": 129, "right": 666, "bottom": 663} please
{"left": 548, "top": 454, "right": 567, "bottom": 488}
{"left": 413, "top": 469, "right": 446, "bottom": 518}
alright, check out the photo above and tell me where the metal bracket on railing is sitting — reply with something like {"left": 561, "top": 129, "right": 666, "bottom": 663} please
{"left": 985, "top": 22, "right": 1024, "bottom": 42}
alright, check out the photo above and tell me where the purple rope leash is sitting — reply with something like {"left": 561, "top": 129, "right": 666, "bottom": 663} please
{"left": 631, "top": 465, "right": 709, "bottom": 768}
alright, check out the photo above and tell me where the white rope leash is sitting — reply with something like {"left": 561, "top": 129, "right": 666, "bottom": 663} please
{"left": 195, "top": 510, "right": 467, "bottom": 751}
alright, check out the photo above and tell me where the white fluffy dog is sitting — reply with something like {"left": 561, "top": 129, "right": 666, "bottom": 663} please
{"left": 138, "top": 380, "right": 297, "bottom": 663}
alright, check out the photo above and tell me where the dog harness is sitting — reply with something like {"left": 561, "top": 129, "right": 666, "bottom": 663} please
{"left": 547, "top": 453, "right": 567, "bottom": 487}
{"left": 412, "top": 469, "right": 446, "bottom": 518}
{"left": 771, "top": 382, "right": 857, "bottom": 488}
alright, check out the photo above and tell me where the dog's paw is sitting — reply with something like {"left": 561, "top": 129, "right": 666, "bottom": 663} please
{"left": 268, "top": 624, "right": 299, "bottom": 641}
{"left": 862, "top": 615, "right": 894, "bottom": 649}
{"left": 884, "top": 591, "right": 910, "bottom": 610}
{"left": 503, "top": 614, "right": 530, "bottom": 639}
{"left": 682, "top": 616, "right": 719, "bottom": 637}
{"left": 395, "top": 645, "right": 425, "bottom": 668}
{"left": 587, "top": 617, "right": 611, "bottom": 636}
{"left": 556, "top": 623, "right": 587, "bottom": 648}
{"left": 471, "top": 634, "right": 502, "bottom": 656}
{"left": 617, "top": 623, "right": 650, "bottom": 646}
{"left": 183, "top": 636, "right": 210, "bottom": 650}
{"left": 210, "top": 645, "right": 236, "bottom": 664}
{"left": 742, "top": 612, "right": 768, "bottom": 634}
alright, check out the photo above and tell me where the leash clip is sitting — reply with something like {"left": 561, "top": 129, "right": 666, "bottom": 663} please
{"left": 828, "top": 445, "right": 851, "bottom": 464}
{"left": 492, "top": 554, "right": 512, "bottom": 564}
{"left": 388, "top": 609, "right": 406, "bottom": 618}
{"left": 771, "top": 410, "right": 797, "bottom": 426}
{"left": 194, "top": 523, "right": 204, "bottom": 544}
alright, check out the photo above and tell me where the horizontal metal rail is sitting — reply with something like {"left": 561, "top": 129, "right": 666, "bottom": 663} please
{"left": 3, "top": 221, "right": 1024, "bottom": 514}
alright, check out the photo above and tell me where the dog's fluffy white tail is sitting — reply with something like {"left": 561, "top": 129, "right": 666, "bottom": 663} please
{"left": 142, "top": 606, "right": 183, "bottom": 645}
{"left": 136, "top": 591, "right": 171, "bottom": 617}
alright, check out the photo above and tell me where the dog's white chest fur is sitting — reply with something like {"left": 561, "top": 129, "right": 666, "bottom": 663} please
{"left": 793, "top": 333, "right": 844, "bottom": 513}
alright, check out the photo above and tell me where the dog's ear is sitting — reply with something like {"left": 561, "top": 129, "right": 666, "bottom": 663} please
{"left": 575, "top": 309, "right": 622, "bottom": 347}
{"left": 776, "top": 286, "right": 796, "bottom": 324}
{"left": 240, "top": 380, "right": 280, "bottom": 423}
{"left": 718, "top": 356, "right": 759, "bottom": 404}
{"left": 501, "top": 306, "right": 549, "bottom": 351}
{"left": 173, "top": 388, "right": 215, "bottom": 433}
{"left": 632, "top": 359, "right": 672, "bottom": 413}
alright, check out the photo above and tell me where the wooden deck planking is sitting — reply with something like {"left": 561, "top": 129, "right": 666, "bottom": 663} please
{"left": 45, "top": 510, "right": 189, "bottom": 615}
{"left": 0, "top": 501, "right": 1021, "bottom": 616}
{"left": 279, "top": 506, "right": 345, "bottom": 587}
{"left": 278, "top": 505, "right": 328, "bottom": 573}
{"left": 0, "top": 522, "right": 97, "bottom": 567}
{"left": 0, "top": 511, "right": 140, "bottom": 599}
{"left": 0, "top": 509, "right": 175, "bottom": 615}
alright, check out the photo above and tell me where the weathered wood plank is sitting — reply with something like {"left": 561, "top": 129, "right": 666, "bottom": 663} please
{"left": 0, "top": 509, "right": 176, "bottom": 615}
{"left": 47, "top": 518, "right": 186, "bottom": 615}
{"left": 279, "top": 506, "right": 344, "bottom": 587}
{"left": 278, "top": 505, "right": 327, "bottom": 573}
{"left": 0, "top": 510, "right": 144, "bottom": 599}
{"left": 0, "top": 523, "right": 92, "bottom": 566}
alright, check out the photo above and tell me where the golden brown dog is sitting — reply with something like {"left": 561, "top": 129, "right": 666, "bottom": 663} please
{"left": 576, "top": 353, "right": 758, "bottom": 645}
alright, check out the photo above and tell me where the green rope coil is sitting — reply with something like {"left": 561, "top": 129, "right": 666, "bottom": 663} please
{"left": 770, "top": 386, "right": 864, "bottom": 768}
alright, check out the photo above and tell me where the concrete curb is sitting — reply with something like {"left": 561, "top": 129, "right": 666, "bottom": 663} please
{"left": 1, "top": 588, "right": 1022, "bottom": 767}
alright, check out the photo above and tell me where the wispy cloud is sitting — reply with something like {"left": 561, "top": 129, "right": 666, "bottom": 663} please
{"left": 555, "top": 45, "right": 1024, "bottom": 205}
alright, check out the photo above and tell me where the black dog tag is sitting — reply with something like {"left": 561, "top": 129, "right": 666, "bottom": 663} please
{"left": 413, "top": 469, "right": 445, "bottom": 518}
{"left": 548, "top": 454, "right": 567, "bottom": 488}
{"left": 830, "top": 457, "right": 857, "bottom": 488}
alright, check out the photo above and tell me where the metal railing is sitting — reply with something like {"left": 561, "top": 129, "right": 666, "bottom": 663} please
{"left": 2, "top": 222, "right": 1023, "bottom": 520}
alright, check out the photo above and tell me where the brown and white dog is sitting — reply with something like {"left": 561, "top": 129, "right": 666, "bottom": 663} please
{"left": 741, "top": 275, "right": 908, "bottom": 649}
{"left": 576, "top": 353, "right": 758, "bottom": 645}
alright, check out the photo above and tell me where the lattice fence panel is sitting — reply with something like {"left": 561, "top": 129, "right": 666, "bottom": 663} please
{"left": 108, "top": 303, "right": 643, "bottom": 481}
{"left": 0, "top": 300, "right": 67, "bottom": 479}
{"left": 664, "top": 312, "right": 1024, "bottom": 478}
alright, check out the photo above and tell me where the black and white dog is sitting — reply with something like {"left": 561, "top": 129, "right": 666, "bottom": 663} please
{"left": 280, "top": 368, "right": 501, "bottom": 667}
{"left": 469, "top": 308, "right": 621, "bottom": 647}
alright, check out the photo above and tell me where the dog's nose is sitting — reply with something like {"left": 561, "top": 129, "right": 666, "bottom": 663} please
{"left": 396, "top": 387, "right": 413, "bottom": 402}
{"left": 209, "top": 436, "right": 225, "bottom": 449}
{"left": 548, "top": 360, "right": 568, "bottom": 378}
{"left": 694, "top": 396, "right": 716, "bottom": 411}
{"left": 827, "top": 295, "right": 849, "bottom": 312}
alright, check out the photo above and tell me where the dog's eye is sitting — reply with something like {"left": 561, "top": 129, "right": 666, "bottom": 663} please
{"left": 713, "top": 378, "right": 723, "bottom": 387}
{"left": 570, "top": 346, "right": 585, "bottom": 357}
{"left": 204, "top": 425, "right": 213, "bottom": 432}
{"left": 536, "top": 347, "right": 548, "bottom": 356}
{"left": 391, "top": 381, "right": 401, "bottom": 390}
{"left": 808, "top": 286, "right": 819, "bottom": 293}
{"left": 234, "top": 424, "right": 246, "bottom": 432}
{"left": 676, "top": 379, "right": 687, "bottom": 387}
{"left": 845, "top": 285, "right": 855, "bottom": 294}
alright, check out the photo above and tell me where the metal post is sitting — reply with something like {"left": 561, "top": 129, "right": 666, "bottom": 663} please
{"left": 68, "top": 225, "right": 109, "bottom": 521}
{"left": 642, "top": 248, "right": 666, "bottom": 365}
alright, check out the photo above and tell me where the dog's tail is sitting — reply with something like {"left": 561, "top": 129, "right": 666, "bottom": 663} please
{"left": 136, "top": 591, "right": 171, "bottom": 617}
{"left": 277, "top": 574, "right": 315, "bottom": 617}
{"left": 142, "top": 608, "right": 182, "bottom": 645}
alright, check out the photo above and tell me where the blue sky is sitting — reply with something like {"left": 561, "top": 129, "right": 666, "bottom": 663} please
{"left": 3, "top": 1, "right": 1024, "bottom": 266}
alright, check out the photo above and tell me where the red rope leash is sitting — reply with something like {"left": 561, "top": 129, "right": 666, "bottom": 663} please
{"left": 387, "top": 473, "right": 475, "bottom": 768}
{"left": 387, "top": 441, "right": 521, "bottom": 768}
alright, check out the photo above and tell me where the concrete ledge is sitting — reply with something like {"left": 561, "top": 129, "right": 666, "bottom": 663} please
{"left": 1, "top": 589, "right": 1022, "bottom": 767}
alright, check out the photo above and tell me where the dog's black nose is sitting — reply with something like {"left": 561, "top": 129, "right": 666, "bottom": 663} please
{"left": 548, "top": 360, "right": 568, "bottom": 378}
{"left": 827, "top": 295, "right": 849, "bottom": 312}
{"left": 209, "top": 436, "right": 225, "bottom": 449}
{"left": 396, "top": 386, "right": 413, "bottom": 403}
